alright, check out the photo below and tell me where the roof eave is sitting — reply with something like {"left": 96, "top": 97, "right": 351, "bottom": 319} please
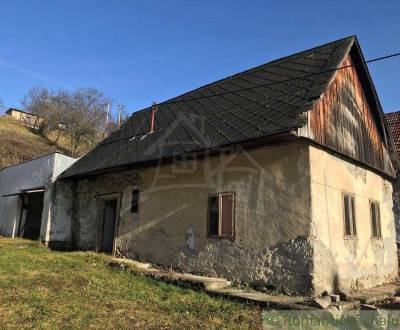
{"left": 59, "top": 130, "right": 299, "bottom": 180}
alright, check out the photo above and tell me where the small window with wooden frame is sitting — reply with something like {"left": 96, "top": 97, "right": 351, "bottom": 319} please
{"left": 370, "top": 200, "right": 382, "bottom": 239}
{"left": 207, "top": 193, "right": 234, "bottom": 239}
{"left": 343, "top": 193, "right": 357, "bottom": 238}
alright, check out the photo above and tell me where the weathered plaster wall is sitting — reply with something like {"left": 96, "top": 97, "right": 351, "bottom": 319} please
{"left": 40, "top": 154, "right": 77, "bottom": 247}
{"left": 309, "top": 145, "right": 398, "bottom": 294}
{"left": 72, "top": 141, "right": 314, "bottom": 294}
{"left": 43, "top": 180, "right": 75, "bottom": 248}
{"left": 72, "top": 171, "right": 138, "bottom": 250}
{"left": 391, "top": 174, "right": 400, "bottom": 243}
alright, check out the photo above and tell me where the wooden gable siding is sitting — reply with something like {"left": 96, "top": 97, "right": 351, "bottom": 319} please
{"left": 301, "top": 54, "right": 395, "bottom": 177}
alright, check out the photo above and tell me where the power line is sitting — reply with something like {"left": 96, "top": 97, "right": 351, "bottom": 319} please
{"left": 157, "top": 51, "right": 400, "bottom": 106}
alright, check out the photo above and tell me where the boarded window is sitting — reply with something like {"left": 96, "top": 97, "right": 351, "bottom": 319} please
{"left": 131, "top": 189, "right": 139, "bottom": 213}
{"left": 208, "top": 193, "right": 234, "bottom": 238}
{"left": 343, "top": 194, "right": 357, "bottom": 237}
{"left": 370, "top": 201, "right": 381, "bottom": 238}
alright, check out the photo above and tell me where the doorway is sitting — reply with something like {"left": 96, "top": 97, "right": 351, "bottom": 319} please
{"left": 97, "top": 195, "right": 120, "bottom": 254}
{"left": 19, "top": 192, "right": 44, "bottom": 240}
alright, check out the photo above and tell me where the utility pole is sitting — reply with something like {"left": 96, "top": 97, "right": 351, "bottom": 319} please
{"left": 117, "top": 104, "right": 124, "bottom": 128}
{"left": 106, "top": 102, "right": 110, "bottom": 127}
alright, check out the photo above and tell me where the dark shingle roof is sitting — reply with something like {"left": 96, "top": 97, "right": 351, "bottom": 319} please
{"left": 385, "top": 111, "right": 400, "bottom": 155}
{"left": 62, "top": 36, "right": 355, "bottom": 178}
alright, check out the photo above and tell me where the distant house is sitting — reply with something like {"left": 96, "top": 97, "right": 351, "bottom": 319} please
{"left": 6, "top": 107, "right": 67, "bottom": 130}
{"left": 0, "top": 152, "right": 76, "bottom": 247}
{"left": 6, "top": 108, "right": 41, "bottom": 128}
{"left": 52, "top": 36, "right": 398, "bottom": 296}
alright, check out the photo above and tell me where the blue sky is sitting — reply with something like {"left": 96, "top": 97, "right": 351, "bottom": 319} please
{"left": 0, "top": 0, "right": 399, "bottom": 115}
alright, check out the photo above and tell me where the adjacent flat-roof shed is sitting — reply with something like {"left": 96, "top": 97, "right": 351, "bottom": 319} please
{"left": 0, "top": 152, "right": 76, "bottom": 244}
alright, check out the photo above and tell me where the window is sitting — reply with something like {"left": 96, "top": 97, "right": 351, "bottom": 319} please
{"left": 370, "top": 201, "right": 381, "bottom": 238}
{"left": 208, "top": 193, "right": 234, "bottom": 238}
{"left": 343, "top": 194, "right": 357, "bottom": 237}
{"left": 131, "top": 189, "right": 140, "bottom": 213}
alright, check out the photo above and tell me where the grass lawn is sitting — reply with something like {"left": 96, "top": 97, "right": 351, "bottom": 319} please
{"left": 0, "top": 238, "right": 261, "bottom": 329}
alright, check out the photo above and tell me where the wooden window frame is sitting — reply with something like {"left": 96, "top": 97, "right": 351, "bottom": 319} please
{"left": 343, "top": 192, "right": 357, "bottom": 239}
{"left": 207, "top": 192, "right": 235, "bottom": 240}
{"left": 370, "top": 200, "right": 382, "bottom": 239}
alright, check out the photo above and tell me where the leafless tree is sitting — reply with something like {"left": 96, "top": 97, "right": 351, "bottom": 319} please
{"left": 64, "top": 88, "right": 109, "bottom": 156}
{"left": 22, "top": 87, "right": 58, "bottom": 135}
{"left": 22, "top": 87, "right": 111, "bottom": 157}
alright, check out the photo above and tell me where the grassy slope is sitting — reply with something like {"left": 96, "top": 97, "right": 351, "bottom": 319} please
{"left": 0, "top": 116, "right": 93, "bottom": 169}
{"left": 0, "top": 238, "right": 261, "bottom": 329}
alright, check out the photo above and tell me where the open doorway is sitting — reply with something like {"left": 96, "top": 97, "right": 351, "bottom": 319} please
{"left": 18, "top": 191, "right": 44, "bottom": 240}
{"left": 96, "top": 194, "right": 120, "bottom": 255}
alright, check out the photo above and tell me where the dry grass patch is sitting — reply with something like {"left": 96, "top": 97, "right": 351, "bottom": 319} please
{"left": 0, "top": 116, "right": 94, "bottom": 169}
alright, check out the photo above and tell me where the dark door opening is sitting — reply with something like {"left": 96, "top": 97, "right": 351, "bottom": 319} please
{"left": 22, "top": 192, "right": 44, "bottom": 240}
{"left": 100, "top": 199, "right": 117, "bottom": 253}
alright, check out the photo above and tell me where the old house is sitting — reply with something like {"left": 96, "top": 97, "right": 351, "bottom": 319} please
{"left": 52, "top": 36, "right": 398, "bottom": 295}
{"left": 0, "top": 152, "right": 76, "bottom": 245}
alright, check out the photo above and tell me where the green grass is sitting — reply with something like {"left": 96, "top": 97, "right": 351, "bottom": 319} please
{"left": 0, "top": 238, "right": 261, "bottom": 329}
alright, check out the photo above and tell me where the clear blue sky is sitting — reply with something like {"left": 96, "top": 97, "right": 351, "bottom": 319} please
{"left": 0, "top": 0, "right": 399, "bottom": 114}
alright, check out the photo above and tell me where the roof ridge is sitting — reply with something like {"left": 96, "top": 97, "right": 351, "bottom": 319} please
{"left": 129, "top": 35, "right": 356, "bottom": 117}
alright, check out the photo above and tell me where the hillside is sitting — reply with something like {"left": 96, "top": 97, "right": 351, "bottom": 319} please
{"left": 0, "top": 238, "right": 260, "bottom": 328}
{"left": 0, "top": 115, "right": 94, "bottom": 169}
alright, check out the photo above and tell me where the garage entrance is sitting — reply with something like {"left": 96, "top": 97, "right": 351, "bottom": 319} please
{"left": 19, "top": 191, "right": 44, "bottom": 240}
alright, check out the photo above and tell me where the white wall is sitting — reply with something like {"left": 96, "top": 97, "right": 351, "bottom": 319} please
{"left": 52, "top": 153, "right": 78, "bottom": 179}
{"left": 310, "top": 146, "right": 398, "bottom": 294}
{"left": 0, "top": 153, "right": 76, "bottom": 240}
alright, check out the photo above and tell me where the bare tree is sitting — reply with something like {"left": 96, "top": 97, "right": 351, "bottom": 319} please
{"left": 22, "top": 87, "right": 58, "bottom": 135}
{"left": 64, "top": 88, "right": 109, "bottom": 156}
{"left": 22, "top": 87, "right": 111, "bottom": 156}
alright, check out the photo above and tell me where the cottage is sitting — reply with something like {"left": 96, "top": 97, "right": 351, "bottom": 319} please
{"left": 0, "top": 152, "right": 76, "bottom": 246}
{"left": 52, "top": 36, "right": 398, "bottom": 295}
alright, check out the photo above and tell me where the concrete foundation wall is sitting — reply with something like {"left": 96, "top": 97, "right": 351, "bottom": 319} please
{"left": 72, "top": 141, "right": 314, "bottom": 294}
{"left": 309, "top": 146, "right": 398, "bottom": 294}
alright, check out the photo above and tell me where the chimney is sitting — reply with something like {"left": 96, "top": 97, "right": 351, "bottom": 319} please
{"left": 150, "top": 102, "right": 158, "bottom": 133}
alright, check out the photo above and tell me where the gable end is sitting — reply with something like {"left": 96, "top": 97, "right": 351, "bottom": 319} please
{"left": 298, "top": 45, "right": 395, "bottom": 178}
